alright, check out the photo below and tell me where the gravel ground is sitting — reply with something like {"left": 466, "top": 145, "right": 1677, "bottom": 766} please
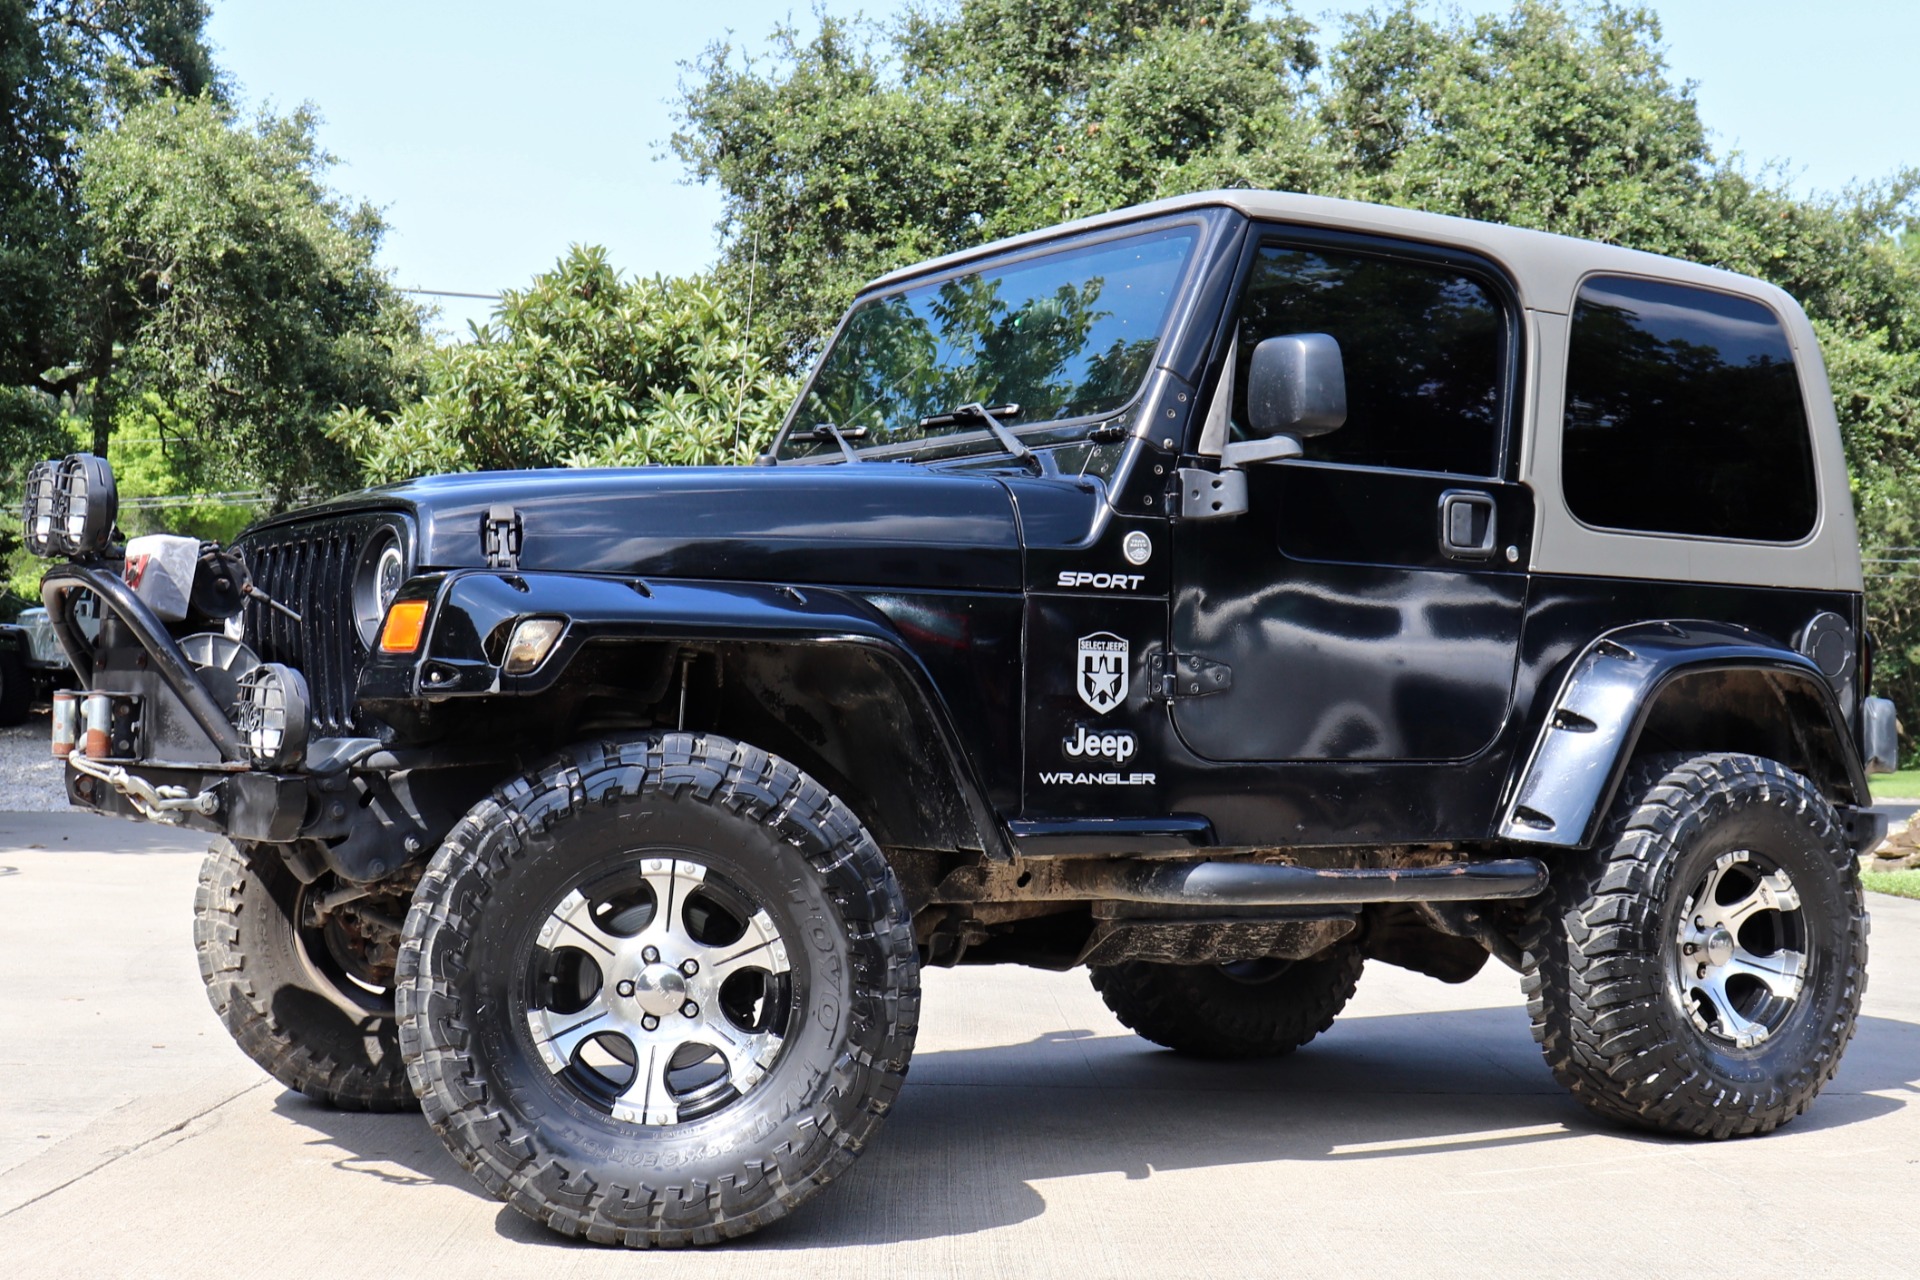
{"left": 0, "top": 711, "right": 67, "bottom": 811}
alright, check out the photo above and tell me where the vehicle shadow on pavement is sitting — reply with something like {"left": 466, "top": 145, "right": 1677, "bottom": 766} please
{"left": 272, "top": 1004, "right": 1920, "bottom": 1251}
{"left": 737, "top": 1010, "right": 1918, "bottom": 1249}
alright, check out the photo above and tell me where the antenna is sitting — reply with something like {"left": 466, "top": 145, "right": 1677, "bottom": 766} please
{"left": 731, "top": 220, "right": 761, "bottom": 453}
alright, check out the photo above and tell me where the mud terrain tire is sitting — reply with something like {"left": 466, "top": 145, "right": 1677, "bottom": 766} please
{"left": 193, "top": 838, "right": 416, "bottom": 1110}
{"left": 1521, "top": 752, "right": 1866, "bottom": 1138}
{"left": 397, "top": 733, "right": 920, "bottom": 1248}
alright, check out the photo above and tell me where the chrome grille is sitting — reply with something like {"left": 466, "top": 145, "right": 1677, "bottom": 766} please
{"left": 239, "top": 523, "right": 363, "bottom": 737}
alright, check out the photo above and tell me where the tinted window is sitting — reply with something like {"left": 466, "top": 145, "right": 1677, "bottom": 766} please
{"left": 1230, "top": 244, "right": 1507, "bottom": 475}
{"left": 1563, "top": 276, "right": 1816, "bottom": 542}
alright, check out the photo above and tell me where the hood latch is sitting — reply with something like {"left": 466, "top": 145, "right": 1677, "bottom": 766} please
{"left": 482, "top": 505, "right": 523, "bottom": 570}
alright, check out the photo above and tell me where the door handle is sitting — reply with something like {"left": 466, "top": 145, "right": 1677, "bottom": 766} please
{"left": 1439, "top": 490, "right": 1497, "bottom": 560}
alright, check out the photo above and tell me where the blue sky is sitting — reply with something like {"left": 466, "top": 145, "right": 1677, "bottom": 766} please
{"left": 206, "top": 1, "right": 1919, "bottom": 336}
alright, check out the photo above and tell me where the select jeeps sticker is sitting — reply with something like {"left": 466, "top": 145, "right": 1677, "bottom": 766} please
{"left": 1076, "top": 632, "right": 1128, "bottom": 714}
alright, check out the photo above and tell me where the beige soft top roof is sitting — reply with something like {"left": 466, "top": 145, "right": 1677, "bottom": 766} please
{"left": 865, "top": 189, "right": 1800, "bottom": 319}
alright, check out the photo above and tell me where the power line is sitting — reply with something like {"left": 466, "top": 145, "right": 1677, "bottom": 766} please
{"left": 398, "top": 287, "right": 502, "bottom": 301}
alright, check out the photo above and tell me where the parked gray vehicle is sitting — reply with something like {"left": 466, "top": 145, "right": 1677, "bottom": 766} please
{"left": 0, "top": 602, "right": 92, "bottom": 725}
{"left": 22, "top": 189, "right": 1901, "bottom": 1246}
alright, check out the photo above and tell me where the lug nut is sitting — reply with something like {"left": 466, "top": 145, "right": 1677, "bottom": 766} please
{"left": 681, "top": 1000, "right": 700, "bottom": 1019}
{"left": 1697, "top": 963, "right": 1708, "bottom": 979}
{"left": 642, "top": 945, "right": 660, "bottom": 963}
{"left": 680, "top": 959, "right": 699, "bottom": 977}
{"left": 616, "top": 979, "right": 636, "bottom": 997}
{"left": 1683, "top": 942, "right": 1698, "bottom": 956}
{"left": 642, "top": 1014, "right": 659, "bottom": 1031}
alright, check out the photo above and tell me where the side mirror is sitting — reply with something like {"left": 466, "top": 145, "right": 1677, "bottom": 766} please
{"left": 1180, "top": 332, "right": 1348, "bottom": 521}
{"left": 1246, "top": 333, "right": 1346, "bottom": 439}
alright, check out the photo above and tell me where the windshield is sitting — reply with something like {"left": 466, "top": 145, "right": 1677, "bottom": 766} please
{"left": 779, "top": 224, "right": 1197, "bottom": 460}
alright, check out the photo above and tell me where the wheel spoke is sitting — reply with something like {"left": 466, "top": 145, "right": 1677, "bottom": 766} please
{"left": 698, "top": 908, "right": 792, "bottom": 981}
{"left": 637, "top": 857, "right": 707, "bottom": 941}
{"left": 1715, "top": 868, "right": 1801, "bottom": 931}
{"left": 612, "top": 1043, "right": 680, "bottom": 1126}
{"left": 1725, "top": 946, "right": 1808, "bottom": 1001}
{"left": 535, "top": 888, "right": 623, "bottom": 959}
{"left": 1696, "top": 969, "right": 1767, "bottom": 1048}
{"left": 697, "top": 1023, "right": 784, "bottom": 1096}
{"left": 528, "top": 994, "right": 613, "bottom": 1073}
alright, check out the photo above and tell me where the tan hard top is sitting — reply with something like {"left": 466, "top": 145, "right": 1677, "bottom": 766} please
{"left": 865, "top": 189, "right": 1801, "bottom": 320}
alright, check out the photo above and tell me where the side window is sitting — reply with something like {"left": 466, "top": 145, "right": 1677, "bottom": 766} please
{"left": 1230, "top": 243, "right": 1508, "bottom": 475}
{"left": 1562, "top": 276, "right": 1816, "bottom": 542}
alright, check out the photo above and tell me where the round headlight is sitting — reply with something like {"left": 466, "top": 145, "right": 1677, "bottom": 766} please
{"left": 58, "top": 453, "right": 118, "bottom": 555}
{"left": 21, "top": 460, "right": 62, "bottom": 557}
{"left": 352, "top": 528, "right": 408, "bottom": 647}
{"left": 234, "top": 662, "right": 310, "bottom": 770}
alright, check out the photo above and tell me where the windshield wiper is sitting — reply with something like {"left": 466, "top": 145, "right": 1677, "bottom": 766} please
{"left": 805, "top": 421, "right": 868, "bottom": 464}
{"left": 918, "top": 402, "right": 1044, "bottom": 475}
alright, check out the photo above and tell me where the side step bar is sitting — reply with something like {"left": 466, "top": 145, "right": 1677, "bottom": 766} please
{"left": 1070, "top": 858, "right": 1549, "bottom": 907}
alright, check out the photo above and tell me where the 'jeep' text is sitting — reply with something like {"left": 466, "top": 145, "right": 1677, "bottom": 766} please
{"left": 1064, "top": 725, "right": 1137, "bottom": 763}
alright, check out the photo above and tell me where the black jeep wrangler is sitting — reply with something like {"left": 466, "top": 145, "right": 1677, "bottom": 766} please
{"left": 25, "top": 190, "right": 1899, "bottom": 1247}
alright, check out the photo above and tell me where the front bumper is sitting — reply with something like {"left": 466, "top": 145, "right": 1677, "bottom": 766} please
{"left": 66, "top": 760, "right": 309, "bottom": 842}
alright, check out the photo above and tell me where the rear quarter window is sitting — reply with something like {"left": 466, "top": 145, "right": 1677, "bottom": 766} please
{"left": 1561, "top": 276, "right": 1817, "bottom": 542}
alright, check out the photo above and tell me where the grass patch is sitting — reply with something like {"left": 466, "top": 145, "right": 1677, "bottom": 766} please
{"left": 1863, "top": 869, "right": 1920, "bottom": 901}
{"left": 1869, "top": 769, "right": 1920, "bottom": 800}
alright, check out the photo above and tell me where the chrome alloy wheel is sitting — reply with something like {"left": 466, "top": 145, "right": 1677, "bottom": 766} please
{"left": 525, "top": 854, "right": 792, "bottom": 1125}
{"left": 1672, "top": 850, "right": 1808, "bottom": 1049}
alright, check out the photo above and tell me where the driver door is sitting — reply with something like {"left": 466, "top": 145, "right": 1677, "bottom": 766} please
{"left": 1170, "top": 232, "right": 1531, "bottom": 764}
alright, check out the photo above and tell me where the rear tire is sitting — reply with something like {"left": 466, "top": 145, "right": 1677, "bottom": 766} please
{"left": 193, "top": 839, "right": 416, "bottom": 1110}
{"left": 1091, "top": 944, "right": 1364, "bottom": 1059}
{"left": 1521, "top": 752, "right": 1866, "bottom": 1138}
{"left": 397, "top": 733, "right": 920, "bottom": 1248}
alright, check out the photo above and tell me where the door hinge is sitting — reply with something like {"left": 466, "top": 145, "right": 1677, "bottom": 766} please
{"left": 482, "top": 505, "right": 523, "bottom": 570}
{"left": 1151, "top": 652, "right": 1233, "bottom": 700}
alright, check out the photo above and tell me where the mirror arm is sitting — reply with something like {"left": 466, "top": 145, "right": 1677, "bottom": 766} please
{"left": 1177, "top": 435, "right": 1300, "bottom": 523}
{"left": 1219, "top": 435, "right": 1303, "bottom": 468}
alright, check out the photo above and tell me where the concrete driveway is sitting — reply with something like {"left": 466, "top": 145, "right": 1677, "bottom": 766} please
{"left": 2, "top": 811, "right": 1917, "bottom": 1278}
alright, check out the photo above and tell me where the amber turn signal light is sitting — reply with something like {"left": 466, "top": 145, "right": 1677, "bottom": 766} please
{"left": 378, "top": 599, "right": 430, "bottom": 653}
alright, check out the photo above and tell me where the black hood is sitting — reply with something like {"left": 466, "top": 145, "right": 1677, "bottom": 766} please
{"left": 265, "top": 464, "right": 1102, "bottom": 593}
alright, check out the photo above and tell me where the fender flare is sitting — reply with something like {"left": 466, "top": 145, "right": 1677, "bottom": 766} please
{"left": 1498, "top": 620, "right": 1868, "bottom": 849}
{"left": 359, "top": 569, "right": 1011, "bottom": 858}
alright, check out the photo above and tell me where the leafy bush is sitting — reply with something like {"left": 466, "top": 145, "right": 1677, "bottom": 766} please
{"left": 332, "top": 247, "right": 795, "bottom": 481}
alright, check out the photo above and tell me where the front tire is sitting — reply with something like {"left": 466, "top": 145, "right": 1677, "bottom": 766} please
{"left": 1091, "top": 944, "right": 1364, "bottom": 1059}
{"left": 192, "top": 839, "right": 416, "bottom": 1110}
{"left": 1521, "top": 753, "right": 1867, "bottom": 1138}
{"left": 397, "top": 734, "right": 920, "bottom": 1248}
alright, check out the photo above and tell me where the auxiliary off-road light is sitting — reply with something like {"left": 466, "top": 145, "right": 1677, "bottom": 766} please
{"left": 378, "top": 599, "right": 430, "bottom": 654}
{"left": 58, "top": 453, "right": 117, "bottom": 555}
{"left": 21, "top": 460, "right": 61, "bottom": 556}
{"left": 234, "top": 662, "right": 310, "bottom": 770}
{"left": 502, "top": 617, "right": 566, "bottom": 675}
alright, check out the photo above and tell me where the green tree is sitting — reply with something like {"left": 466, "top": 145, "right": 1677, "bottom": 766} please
{"left": 1, "top": 2, "right": 423, "bottom": 516}
{"left": 1, "top": 1, "right": 215, "bottom": 471}
{"left": 77, "top": 95, "right": 426, "bottom": 503}
{"left": 673, "top": 0, "right": 1322, "bottom": 354}
{"left": 331, "top": 245, "right": 796, "bottom": 482}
